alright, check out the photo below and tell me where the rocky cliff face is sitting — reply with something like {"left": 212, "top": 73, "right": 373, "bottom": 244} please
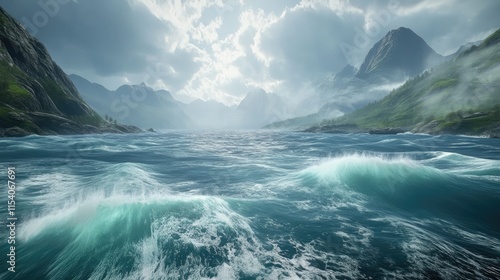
{"left": 356, "top": 27, "right": 443, "bottom": 81}
{"left": 0, "top": 6, "right": 140, "bottom": 136}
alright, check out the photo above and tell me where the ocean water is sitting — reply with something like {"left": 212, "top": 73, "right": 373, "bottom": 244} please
{"left": 0, "top": 131, "right": 499, "bottom": 280}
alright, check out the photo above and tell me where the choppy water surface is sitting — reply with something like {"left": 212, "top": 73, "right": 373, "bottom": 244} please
{"left": 0, "top": 131, "right": 499, "bottom": 279}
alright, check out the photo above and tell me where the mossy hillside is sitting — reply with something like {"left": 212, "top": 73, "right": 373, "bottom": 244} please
{"left": 70, "top": 114, "right": 104, "bottom": 127}
{"left": 0, "top": 6, "right": 139, "bottom": 136}
{"left": 430, "top": 78, "right": 458, "bottom": 91}
{"left": 0, "top": 10, "right": 5, "bottom": 25}
{"left": 42, "top": 78, "right": 105, "bottom": 125}
{"left": 438, "top": 107, "right": 500, "bottom": 133}
{"left": 322, "top": 28, "right": 500, "bottom": 134}
{"left": 0, "top": 106, "right": 40, "bottom": 132}
{"left": 0, "top": 106, "right": 12, "bottom": 118}
{"left": 1, "top": 59, "right": 104, "bottom": 123}
{"left": 480, "top": 29, "right": 500, "bottom": 48}
{"left": 0, "top": 61, "right": 36, "bottom": 108}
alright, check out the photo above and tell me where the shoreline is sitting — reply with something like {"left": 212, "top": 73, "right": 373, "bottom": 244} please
{"left": 301, "top": 124, "right": 500, "bottom": 138}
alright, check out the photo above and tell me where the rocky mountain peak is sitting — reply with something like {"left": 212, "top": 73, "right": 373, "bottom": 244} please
{"left": 356, "top": 27, "right": 443, "bottom": 81}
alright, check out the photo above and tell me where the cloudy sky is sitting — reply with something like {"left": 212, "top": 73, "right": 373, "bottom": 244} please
{"left": 2, "top": 0, "right": 499, "bottom": 105}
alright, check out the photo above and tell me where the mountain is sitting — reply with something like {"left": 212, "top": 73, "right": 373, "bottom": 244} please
{"left": 356, "top": 27, "right": 444, "bottom": 81}
{"left": 308, "top": 29, "right": 500, "bottom": 137}
{"left": 265, "top": 68, "right": 400, "bottom": 130}
{"left": 180, "top": 99, "right": 234, "bottom": 129}
{"left": 72, "top": 75, "right": 289, "bottom": 130}
{"left": 178, "top": 89, "right": 289, "bottom": 129}
{"left": 336, "top": 64, "right": 357, "bottom": 78}
{"left": 234, "top": 89, "right": 288, "bottom": 128}
{"left": 70, "top": 74, "right": 193, "bottom": 129}
{"left": 69, "top": 74, "right": 114, "bottom": 114}
{"left": 447, "top": 40, "right": 482, "bottom": 59}
{"left": 267, "top": 28, "right": 444, "bottom": 130}
{"left": 0, "top": 7, "right": 139, "bottom": 137}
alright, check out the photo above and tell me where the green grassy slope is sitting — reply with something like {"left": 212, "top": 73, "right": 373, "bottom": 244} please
{"left": 0, "top": 6, "right": 135, "bottom": 136}
{"left": 317, "top": 29, "right": 500, "bottom": 136}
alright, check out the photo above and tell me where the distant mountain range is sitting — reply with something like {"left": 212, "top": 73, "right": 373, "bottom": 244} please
{"left": 69, "top": 74, "right": 193, "bottom": 129}
{"left": 71, "top": 75, "right": 289, "bottom": 130}
{"left": 235, "top": 89, "right": 288, "bottom": 128}
{"left": 0, "top": 7, "right": 140, "bottom": 137}
{"left": 180, "top": 99, "right": 234, "bottom": 129}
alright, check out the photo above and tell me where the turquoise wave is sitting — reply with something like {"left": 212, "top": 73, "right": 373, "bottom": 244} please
{"left": 297, "top": 154, "right": 500, "bottom": 231}
{"left": 16, "top": 195, "right": 262, "bottom": 279}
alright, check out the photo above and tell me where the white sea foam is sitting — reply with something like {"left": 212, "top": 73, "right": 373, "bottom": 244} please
{"left": 371, "top": 215, "right": 500, "bottom": 279}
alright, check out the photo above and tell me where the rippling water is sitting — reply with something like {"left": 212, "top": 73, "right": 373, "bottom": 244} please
{"left": 1, "top": 131, "right": 499, "bottom": 279}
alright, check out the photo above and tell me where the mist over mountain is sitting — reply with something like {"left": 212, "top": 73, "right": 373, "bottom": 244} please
{"left": 69, "top": 74, "right": 114, "bottom": 114}
{"left": 307, "top": 28, "right": 500, "bottom": 137}
{"left": 180, "top": 99, "right": 234, "bottom": 129}
{"left": 447, "top": 40, "right": 483, "bottom": 59}
{"left": 336, "top": 64, "right": 357, "bottom": 78}
{"left": 68, "top": 25, "right": 493, "bottom": 133}
{"left": 268, "top": 27, "right": 473, "bottom": 130}
{"left": 234, "top": 89, "right": 288, "bottom": 129}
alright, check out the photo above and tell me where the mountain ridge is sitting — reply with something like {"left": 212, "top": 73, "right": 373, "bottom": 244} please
{"left": 356, "top": 27, "right": 444, "bottom": 81}
{"left": 69, "top": 74, "right": 193, "bottom": 129}
{"left": 72, "top": 74, "right": 292, "bottom": 129}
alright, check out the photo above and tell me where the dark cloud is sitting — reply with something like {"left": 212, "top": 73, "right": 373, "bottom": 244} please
{"left": 1, "top": 0, "right": 201, "bottom": 90}
{"left": 259, "top": 7, "right": 364, "bottom": 84}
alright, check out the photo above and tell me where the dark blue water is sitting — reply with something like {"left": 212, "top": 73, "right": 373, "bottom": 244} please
{"left": 0, "top": 131, "right": 499, "bottom": 279}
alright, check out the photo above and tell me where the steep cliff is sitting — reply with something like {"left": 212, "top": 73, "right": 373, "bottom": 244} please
{"left": 0, "top": 6, "right": 140, "bottom": 136}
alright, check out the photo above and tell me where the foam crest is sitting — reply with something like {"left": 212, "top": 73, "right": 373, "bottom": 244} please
{"left": 20, "top": 172, "right": 83, "bottom": 207}
{"left": 424, "top": 152, "right": 500, "bottom": 177}
{"left": 19, "top": 193, "right": 209, "bottom": 241}
{"left": 18, "top": 162, "right": 164, "bottom": 212}
{"left": 100, "top": 162, "right": 163, "bottom": 194}
{"left": 298, "top": 153, "right": 443, "bottom": 194}
{"left": 18, "top": 193, "right": 268, "bottom": 279}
